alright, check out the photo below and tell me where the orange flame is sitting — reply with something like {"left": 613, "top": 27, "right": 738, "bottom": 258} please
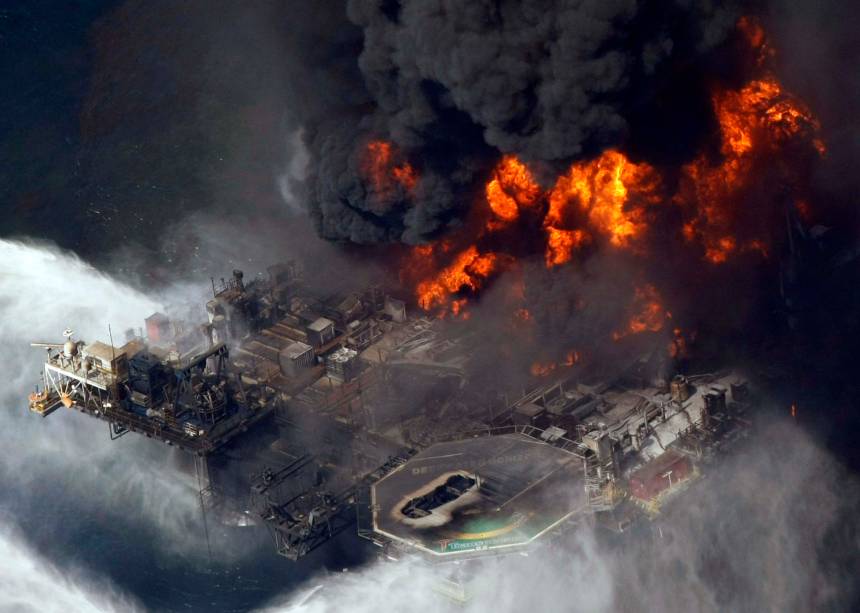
{"left": 416, "top": 245, "right": 500, "bottom": 311}
{"left": 545, "top": 228, "right": 588, "bottom": 267}
{"left": 668, "top": 328, "right": 692, "bottom": 359}
{"left": 362, "top": 140, "right": 417, "bottom": 194}
{"left": 544, "top": 150, "right": 659, "bottom": 266}
{"left": 450, "top": 298, "right": 470, "bottom": 319}
{"left": 668, "top": 18, "right": 825, "bottom": 264}
{"left": 530, "top": 350, "right": 579, "bottom": 378}
{"left": 613, "top": 284, "right": 668, "bottom": 340}
{"left": 677, "top": 69, "right": 824, "bottom": 264}
{"left": 530, "top": 361, "right": 557, "bottom": 378}
{"left": 563, "top": 350, "right": 580, "bottom": 367}
{"left": 486, "top": 155, "right": 541, "bottom": 222}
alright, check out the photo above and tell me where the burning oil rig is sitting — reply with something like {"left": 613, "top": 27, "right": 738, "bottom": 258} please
{"left": 27, "top": 262, "right": 756, "bottom": 562}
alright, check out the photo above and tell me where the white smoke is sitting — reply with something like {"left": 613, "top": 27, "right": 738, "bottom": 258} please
{"left": 277, "top": 128, "right": 311, "bottom": 213}
{"left": 0, "top": 522, "right": 141, "bottom": 613}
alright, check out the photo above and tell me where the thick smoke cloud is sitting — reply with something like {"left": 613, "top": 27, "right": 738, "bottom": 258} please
{"left": 302, "top": 0, "right": 740, "bottom": 243}
{"left": 351, "top": 0, "right": 735, "bottom": 159}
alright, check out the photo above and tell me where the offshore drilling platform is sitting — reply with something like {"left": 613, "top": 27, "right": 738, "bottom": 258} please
{"left": 27, "top": 262, "right": 756, "bottom": 567}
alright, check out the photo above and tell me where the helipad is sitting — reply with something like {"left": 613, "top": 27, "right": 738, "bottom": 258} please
{"left": 371, "top": 433, "right": 586, "bottom": 557}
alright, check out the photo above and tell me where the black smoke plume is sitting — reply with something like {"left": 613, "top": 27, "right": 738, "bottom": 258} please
{"left": 300, "top": 0, "right": 740, "bottom": 244}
